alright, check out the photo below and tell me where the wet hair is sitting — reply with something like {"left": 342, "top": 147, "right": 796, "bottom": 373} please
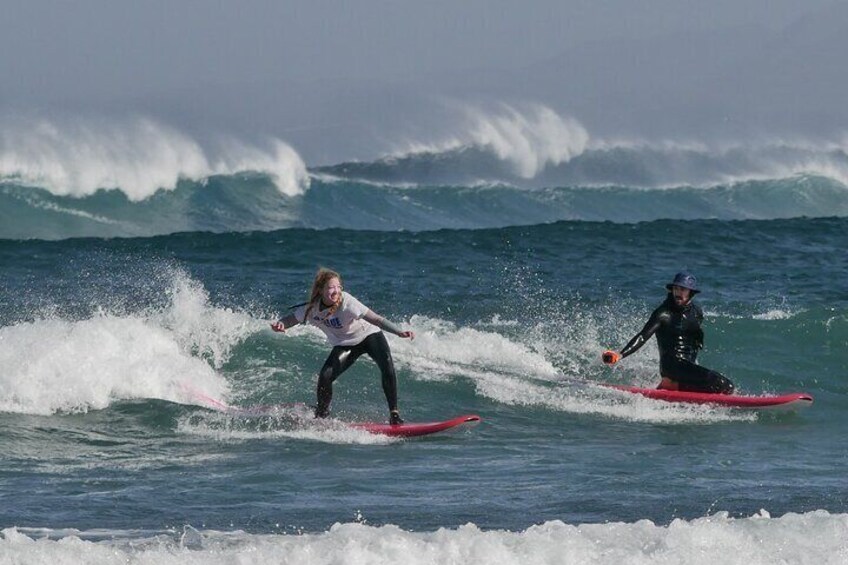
{"left": 305, "top": 268, "right": 343, "bottom": 320}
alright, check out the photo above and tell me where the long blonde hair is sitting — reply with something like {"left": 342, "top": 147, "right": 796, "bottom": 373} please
{"left": 304, "top": 268, "right": 343, "bottom": 320}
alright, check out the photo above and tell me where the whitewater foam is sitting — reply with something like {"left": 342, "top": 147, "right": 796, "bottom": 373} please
{"left": 0, "top": 272, "right": 259, "bottom": 415}
{"left": 0, "top": 315, "right": 223, "bottom": 415}
{"left": 580, "top": 136, "right": 848, "bottom": 188}
{"left": 396, "top": 315, "right": 561, "bottom": 380}
{"left": 334, "top": 116, "right": 848, "bottom": 191}
{"left": 390, "top": 103, "right": 589, "bottom": 178}
{"left": 0, "top": 115, "right": 309, "bottom": 200}
{"left": 751, "top": 309, "right": 797, "bottom": 321}
{"left": 157, "top": 273, "right": 261, "bottom": 369}
{"left": 15, "top": 193, "right": 123, "bottom": 224}
{"left": 2, "top": 510, "right": 845, "bottom": 564}
{"left": 176, "top": 408, "right": 394, "bottom": 446}
{"left": 387, "top": 316, "right": 751, "bottom": 424}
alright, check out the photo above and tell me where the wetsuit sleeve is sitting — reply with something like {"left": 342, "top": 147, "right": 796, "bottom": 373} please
{"left": 363, "top": 310, "right": 405, "bottom": 336}
{"left": 619, "top": 308, "right": 664, "bottom": 359}
{"left": 693, "top": 303, "right": 705, "bottom": 349}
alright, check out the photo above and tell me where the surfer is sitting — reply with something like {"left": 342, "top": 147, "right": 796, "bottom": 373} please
{"left": 601, "top": 271, "right": 735, "bottom": 394}
{"left": 271, "top": 268, "right": 414, "bottom": 424}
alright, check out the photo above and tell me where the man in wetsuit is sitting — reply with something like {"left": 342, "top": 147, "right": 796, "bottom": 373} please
{"left": 602, "top": 272, "right": 735, "bottom": 394}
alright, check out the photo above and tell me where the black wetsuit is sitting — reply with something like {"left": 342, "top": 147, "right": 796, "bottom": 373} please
{"left": 620, "top": 294, "right": 735, "bottom": 394}
{"left": 315, "top": 331, "right": 398, "bottom": 417}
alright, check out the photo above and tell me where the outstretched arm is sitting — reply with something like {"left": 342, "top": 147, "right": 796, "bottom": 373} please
{"left": 271, "top": 313, "right": 300, "bottom": 333}
{"left": 364, "top": 310, "right": 415, "bottom": 339}
{"left": 603, "top": 310, "right": 663, "bottom": 364}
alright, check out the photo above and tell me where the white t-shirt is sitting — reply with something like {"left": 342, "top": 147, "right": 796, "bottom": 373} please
{"left": 293, "top": 291, "right": 381, "bottom": 347}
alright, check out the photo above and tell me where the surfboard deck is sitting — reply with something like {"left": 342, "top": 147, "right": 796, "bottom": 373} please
{"left": 183, "top": 388, "right": 482, "bottom": 437}
{"left": 350, "top": 415, "right": 482, "bottom": 437}
{"left": 605, "top": 384, "right": 813, "bottom": 409}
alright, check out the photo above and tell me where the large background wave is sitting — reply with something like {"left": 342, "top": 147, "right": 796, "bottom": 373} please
{"left": 321, "top": 140, "right": 848, "bottom": 189}
{"left": 0, "top": 115, "right": 309, "bottom": 200}
{"left": 2, "top": 107, "right": 848, "bottom": 239}
{"left": 3, "top": 173, "right": 847, "bottom": 239}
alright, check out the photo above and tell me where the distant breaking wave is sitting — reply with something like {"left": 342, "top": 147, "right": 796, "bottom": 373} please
{"left": 385, "top": 104, "right": 590, "bottom": 179}
{"left": 320, "top": 137, "right": 848, "bottom": 190}
{"left": 0, "top": 115, "right": 309, "bottom": 200}
{"left": 319, "top": 103, "right": 848, "bottom": 188}
{"left": 2, "top": 106, "right": 848, "bottom": 239}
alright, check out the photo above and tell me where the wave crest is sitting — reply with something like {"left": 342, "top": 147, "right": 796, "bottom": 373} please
{"left": 0, "top": 271, "right": 257, "bottom": 415}
{"left": 324, "top": 135, "right": 848, "bottom": 189}
{"left": 392, "top": 103, "right": 589, "bottom": 179}
{"left": 0, "top": 115, "right": 309, "bottom": 200}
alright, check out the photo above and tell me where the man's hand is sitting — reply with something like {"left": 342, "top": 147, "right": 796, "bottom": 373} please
{"left": 270, "top": 321, "right": 286, "bottom": 333}
{"left": 602, "top": 350, "right": 621, "bottom": 365}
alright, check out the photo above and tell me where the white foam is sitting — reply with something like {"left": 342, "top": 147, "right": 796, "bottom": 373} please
{"left": 589, "top": 135, "right": 848, "bottom": 189}
{"left": 2, "top": 510, "right": 846, "bottom": 564}
{"left": 13, "top": 192, "right": 123, "bottom": 224}
{"left": 155, "top": 273, "right": 260, "bottom": 369}
{"left": 390, "top": 316, "right": 752, "bottom": 424}
{"left": 0, "top": 272, "right": 259, "bottom": 415}
{"left": 393, "top": 103, "right": 589, "bottom": 178}
{"left": 209, "top": 137, "right": 310, "bottom": 197}
{"left": 383, "top": 105, "right": 848, "bottom": 188}
{"left": 751, "top": 309, "right": 796, "bottom": 321}
{"left": 707, "top": 306, "right": 801, "bottom": 321}
{"left": 0, "top": 115, "right": 310, "bottom": 200}
{"left": 176, "top": 409, "right": 394, "bottom": 446}
{"left": 394, "top": 315, "right": 561, "bottom": 381}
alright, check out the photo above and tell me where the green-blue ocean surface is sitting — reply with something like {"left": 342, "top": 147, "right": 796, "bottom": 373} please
{"left": 1, "top": 209, "right": 846, "bottom": 563}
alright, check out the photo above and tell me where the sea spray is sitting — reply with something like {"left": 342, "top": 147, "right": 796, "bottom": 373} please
{"left": 0, "top": 115, "right": 309, "bottom": 200}
{"left": 0, "top": 271, "right": 262, "bottom": 414}
{"left": 2, "top": 511, "right": 846, "bottom": 565}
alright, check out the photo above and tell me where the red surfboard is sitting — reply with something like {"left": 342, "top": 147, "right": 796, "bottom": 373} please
{"left": 606, "top": 384, "right": 813, "bottom": 409}
{"left": 350, "top": 415, "right": 482, "bottom": 437}
{"left": 183, "top": 388, "right": 482, "bottom": 437}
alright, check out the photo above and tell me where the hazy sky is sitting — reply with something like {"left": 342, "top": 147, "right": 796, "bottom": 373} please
{"left": 2, "top": 1, "right": 846, "bottom": 162}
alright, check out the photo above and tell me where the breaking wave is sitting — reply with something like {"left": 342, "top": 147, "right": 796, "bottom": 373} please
{"left": 2, "top": 106, "right": 848, "bottom": 239}
{"left": 0, "top": 114, "right": 309, "bottom": 200}
{"left": 321, "top": 134, "right": 848, "bottom": 189}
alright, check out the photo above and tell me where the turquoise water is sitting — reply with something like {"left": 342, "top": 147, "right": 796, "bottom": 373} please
{"left": 1, "top": 213, "right": 847, "bottom": 562}
{"left": 1, "top": 125, "right": 848, "bottom": 565}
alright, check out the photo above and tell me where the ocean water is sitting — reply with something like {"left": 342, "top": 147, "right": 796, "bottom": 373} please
{"left": 2, "top": 116, "right": 848, "bottom": 563}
